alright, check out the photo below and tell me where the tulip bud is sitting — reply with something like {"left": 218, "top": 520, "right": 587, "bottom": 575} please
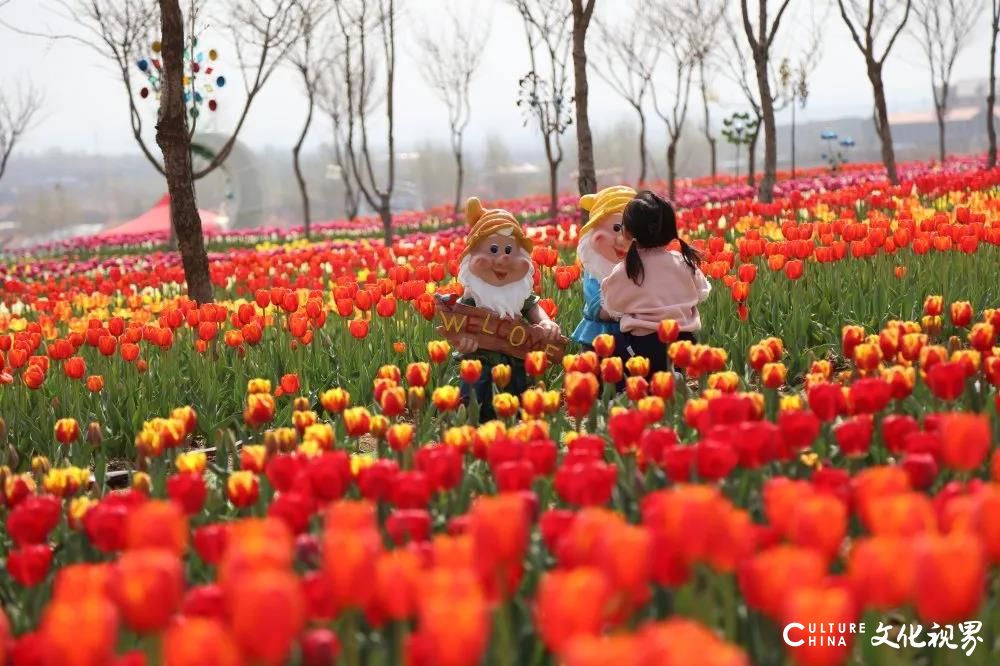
{"left": 491, "top": 364, "right": 512, "bottom": 389}
{"left": 132, "top": 471, "right": 152, "bottom": 495}
{"left": 31, "top": 455, "right": 51, "bottom": 474}
{"left": 407, "top": 386, "right": 427, "bottom": 411}
{"left": 87, "top": 422, "right": 103, "bottom": 446}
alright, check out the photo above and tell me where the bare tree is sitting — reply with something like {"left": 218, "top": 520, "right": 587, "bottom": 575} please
{"left": 650, "top": 0, "right": 722, "bottom": 200}
{"left": 837, "top": 0, "right": 913, "bottom": 185}
{"left": 571, "top": 0, "right": 598, "bottom": 198}
{"left": 698, "top": 57, "right": 718, "bottom": 184}
{"left": 415, "top": 3, "right": 488, "bottom": 216}
{"left": 510, "top": 0, "right": 574, "bottom": 222}
{"left": 289, "top": 0, "right": 328, "bottom": 238}
{"left": 592, "top": 16, "right": 659, "bottom": 184}
{"left": 778, "top": 20, "right": 822, "bottom": 179}
{"left": 0, "top": 85, "right": 42, "bottom": 183}
{"left": 910, "top": 0, "right": 982, "bottom": 164}
{"left": 739, "top": 0, "right": 794, "bottom": 203}
{"left": 333, "top": 0, "right": 398, "bottom": 245}
{"left": 723, "top": 14, "right": 764, "bottom": 185}
{"left": 316, "top": 45, "right": 375, "bottom": 222}
{"left": 990, "top": 0, "right": 999, "bottom": 169}
{"left": 157, "top": 0, "right": 211, "bottom": 302}
{"left": 13, "top": 1, "right": 297, "bottom": 180}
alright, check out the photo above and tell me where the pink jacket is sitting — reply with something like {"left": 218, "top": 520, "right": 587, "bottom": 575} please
{"left": 600, "top": 248, "right": 711, "bottom": 335}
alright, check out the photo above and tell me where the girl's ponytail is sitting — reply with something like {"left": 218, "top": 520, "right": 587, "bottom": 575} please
{"left": 677, "top": 238, "right": 703, "bottom": 274}
{"left": 625, "top": 240, "right": 645, "bottom": 285}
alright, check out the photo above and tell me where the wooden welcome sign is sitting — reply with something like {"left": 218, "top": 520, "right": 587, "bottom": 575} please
{"left": 435, "top": 295, "right": 569, "bottom": 363}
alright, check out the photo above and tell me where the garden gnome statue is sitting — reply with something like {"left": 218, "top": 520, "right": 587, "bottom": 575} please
{"left": 572, "top": 185, "right": 636, "bottom": 351}
{"left": 456, "top": 197, "right": 562, "bottom": 421}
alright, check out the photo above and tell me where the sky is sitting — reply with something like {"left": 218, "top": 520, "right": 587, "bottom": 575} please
{"left": 0, "top": 0, "right": 995, "bottom": 158}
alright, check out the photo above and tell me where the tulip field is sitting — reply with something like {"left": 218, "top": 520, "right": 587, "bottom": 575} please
{"left": 1, "top": 156, "right": 1000, "bottom": 666}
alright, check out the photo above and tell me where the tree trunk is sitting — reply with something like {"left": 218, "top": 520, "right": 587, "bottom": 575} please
{"left": 572, "top": 1, "right": 597, "bottom": 199}
{"left": 936, "top": 106, "right": 946, "bottom": 164}
{"left": 380, "top": 201, "right": 393, "bottom": 247}
{"left": 548, "top": 159, "right": 559, "bottom": 222}
{"left": 868, "top": 61, "right": 899, "bottom": 185}
{"left": 790, "top": 101, "right": 796, "bottom": 179}
{"left": 666, "top": 140, "right": 677, "bottom": 201}
{"left": 699, "top": 60, "right": 716, "bottom": 184}
{"left": 636, "top": 107, "right": 648, "bottom": 185}
{"left": 989, "top": 12, "right": 998, "bottom": 169}
{"left": 747, "top": 128, "right": 760, "bottom": 187}
{"left": 156, "top": 0, "right": 212, "bottom": 304}
{"left": 453, "top": 147, "right": 464, "bottom": 217}
{"left": 755, "top": 53, "right": 777, "bottom": 202}
{"left": 293, "top": 77, "right": 314, "bottom": 239}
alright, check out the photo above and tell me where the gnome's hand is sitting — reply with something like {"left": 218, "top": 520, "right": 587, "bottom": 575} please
{"left": 534, "top": 318, "right": 561, "bottom": 342}
{"left": 455, "top": 335, "right": 479, "bottom": 353}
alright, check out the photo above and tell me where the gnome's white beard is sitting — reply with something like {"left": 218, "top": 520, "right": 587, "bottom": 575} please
{"left": 458, "top": 252, "right": 535, "bottom": 319}
{"left": 576, "top": 233, "right": 617, "bottom": 280}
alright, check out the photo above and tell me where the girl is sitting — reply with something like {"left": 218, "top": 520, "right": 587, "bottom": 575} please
{"left": 600, "top": 190, "right": 710, "bottom": 376}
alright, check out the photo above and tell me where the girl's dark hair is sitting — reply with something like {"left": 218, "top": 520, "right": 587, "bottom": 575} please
{"left": 622, "top": 190, "right": 701, "bottom": 285}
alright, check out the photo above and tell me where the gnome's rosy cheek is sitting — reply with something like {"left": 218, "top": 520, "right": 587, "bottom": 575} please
{"left": 469, "top": 250, "right": 531, "bottom": 286}
{"left": 592, "top": 214, "right": 626, "bottom": 262}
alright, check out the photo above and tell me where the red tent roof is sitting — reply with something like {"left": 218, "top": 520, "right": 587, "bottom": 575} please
{"left": 97, "top": 195, "right": 222, "bottom": 238}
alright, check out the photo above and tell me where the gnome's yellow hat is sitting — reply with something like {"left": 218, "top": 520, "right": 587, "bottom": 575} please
{"left": 461, "top": 197, "right": 533, "bottom": 259}
{"left": 578, "top": 185, "right": 637, "bottom": 237}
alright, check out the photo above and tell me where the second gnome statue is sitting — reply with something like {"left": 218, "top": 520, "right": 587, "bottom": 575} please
{"left": 455, "top": 197, "right": 562, "bottom": 422}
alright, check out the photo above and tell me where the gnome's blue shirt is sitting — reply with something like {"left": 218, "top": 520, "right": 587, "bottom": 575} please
{"left": 571, "top": 271, "right": 619, "bottom": 346}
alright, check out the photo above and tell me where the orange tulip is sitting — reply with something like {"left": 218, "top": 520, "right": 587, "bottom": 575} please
{"left": 54, "top": 417, "right": 80, "bottom": 445}
{"left": 847, "top": 536, "right": 914, "bottom": 611}
{"left": 163, "top": 618, "right": 242, "bottom": 666}
{"left": 967, "top": 322, "right": 995, "bottom": 351}
{"left": 492, "top": 392, "right": 520, "bottom": 419}
{"left": 340, "top": 406, "right": 369, "bottom": 437}
{"left": 636, "top": 618, "right": 749, "bottom": 666}
{"left": 432, "top": 386, "right": 462, "bottom": 412}
{"left": 561, "top": 635, "right": 637, "bottom": 666}
{"left": 600, "top": 357, "right": 624, "bottom": 384}
{"left": 740, "top": 545, "right": 828, "bottom": 620}
{"left": 387, "top": 423, "right": 415, "bottom": 452}
{"left": 658, "top": 319, "right": 680, "bottom": 343}
{"left": 406, "top": 362, "right": 431, "bottom": 387}
{"left": 787, "top": 493, "right": 847, "bottom": 561}
{"left": 427, "top": 340, "right": 451, "bottom": 364}
{"left": 319, "top": 387, "right": 351, "bottom": 413}
{"left": 650, "top": 371, "right": 675, "bottom": 399}
{"left": 949, "top": 300, "right": 973, "bottom": 327}
{"left": 460, "top": 359, "right": 483, "bottom": 384}
{"left": 40, "top": 594, "right": 119, "bottom": 666}
{"left": 126, "top": 500, "right": 188, "bottom": 555}
{"left": 761, "top": 362, "right": 787, "bottom": 389}
{"left": 86, "top": 374, "right": 104, "bottom": 393}
{"left": 593, "top": 333, "right": 616, "bottom": 357}
{"left": 564, "top": 371, "right": 600, "bottom": 417}
{"left": 913, "top": 533, "right": 985, "bottom": 624}
{"left": 243, "top": 393, "right": 276, "bottom": 428}
{"left": 939, "top": 412, "right": 991, "bottom": 471}
{"left": 113, "top": 548, "right": 185, "bottom": 633}
{"left": 923, "top": 295, "right": 943, "bottom": 316}
{"left": 415, "top": 567, "right": 489, "bottom": 666}
{"left": 525, "top": 350, "right": 549, "bottom": 376}
{"left": 491, "top": 363, "right": 512, "bottom": 389}
{"left": 535, "top": 567, "right": 610, "bottom": 652}
{"left": 229, "top": 569, "right": 305, "bottom": 665}
{"left": 866, "top": 492, "right": 937, "bottom": 537}
{"left": 226, "top": 471, "right": 260, "bottom": 508}
{"left": 373, "top": 548, "right": 422, "bottom": 621}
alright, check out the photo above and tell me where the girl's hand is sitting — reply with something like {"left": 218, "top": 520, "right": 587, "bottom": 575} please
{"left": 455, "top": 335, "right": 479, "bottom": 353}
{"left": 599, "top": 307, "right": 614, "bottom": 321}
